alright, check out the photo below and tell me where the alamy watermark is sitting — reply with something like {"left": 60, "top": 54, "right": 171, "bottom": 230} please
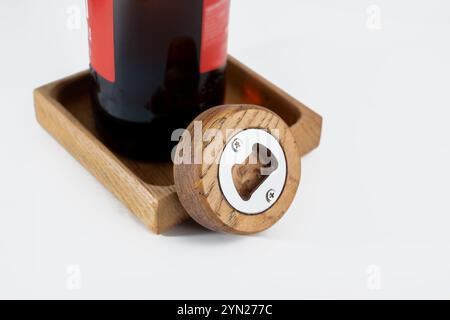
{"left": 171, "top": 122, "right": 280, "bottom": 173}
{"left": 66, "top": 265, "right": 82, "bottom": 291}
{"left": 366, "top": 4, "right": 382, "bottom": 31}
{"left": 66, "top": 5, "right": 82, "bottom": 30}
{"left": 366, "top": 265, "right": 382, "bottom": 291}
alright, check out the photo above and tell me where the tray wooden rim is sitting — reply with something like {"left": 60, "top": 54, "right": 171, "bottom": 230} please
{"left": 34, "top": 56, "right": 322, "bottom": 234}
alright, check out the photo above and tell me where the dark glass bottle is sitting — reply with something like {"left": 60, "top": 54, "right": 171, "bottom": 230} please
{"left": 87, "top": 0, "right": 230, "bottom": 160}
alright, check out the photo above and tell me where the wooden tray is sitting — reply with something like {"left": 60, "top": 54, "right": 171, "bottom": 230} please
{"left": 34, "top": 56, "right": 322, "bottom": 234}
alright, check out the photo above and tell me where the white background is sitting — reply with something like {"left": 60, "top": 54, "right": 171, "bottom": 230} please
{"left": 1, "top": 0, "right": 449, "bottom": 299}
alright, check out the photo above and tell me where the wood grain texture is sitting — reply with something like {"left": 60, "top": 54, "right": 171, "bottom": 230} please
{"left": 33, "top": 56, "right": 322, "bottom": 234}
{"left": 174, "top": 105, "right": 301, "bottom": 234}
{"left": 226, "top": 57, "right": 323, "bottom": 157}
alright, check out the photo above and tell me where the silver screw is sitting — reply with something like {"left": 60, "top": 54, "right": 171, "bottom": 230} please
{"left": 231, "top": 138, "right": 243, "bottom": 152}
{"left": 266, "top": 189, "right": 276, "bottom": 203}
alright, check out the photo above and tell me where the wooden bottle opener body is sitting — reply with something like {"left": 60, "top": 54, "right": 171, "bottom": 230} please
{"left": 174, "top": 105, "right": 302, "bottom": 234}
{"left": 34, "top": 56, "right": 322, "bottom": 234}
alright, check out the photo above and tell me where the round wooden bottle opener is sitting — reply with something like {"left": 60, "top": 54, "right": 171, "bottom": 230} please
{"left": 173, "top": 105, "right": 301, "bottom": 234}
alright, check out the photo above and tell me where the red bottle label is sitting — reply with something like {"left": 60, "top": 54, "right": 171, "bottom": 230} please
{"left": 87, "top": 0, "right": 115, "bottom": 82}
{"left": 87, "top": 0, "right": 230, "bottom": 80}
{"left": 200, "top": 0, "right": 231, "bottom": 73}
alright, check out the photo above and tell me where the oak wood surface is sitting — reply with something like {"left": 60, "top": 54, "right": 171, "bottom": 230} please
{"left": 173, "top": 105, "right": 301, "bottom": 234}
{"left": 33, "top": 56, "right": 322, "bottom": 234}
